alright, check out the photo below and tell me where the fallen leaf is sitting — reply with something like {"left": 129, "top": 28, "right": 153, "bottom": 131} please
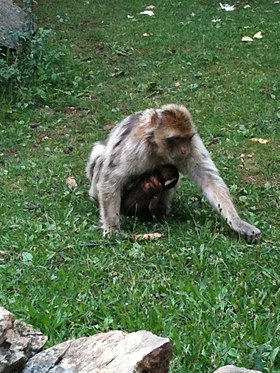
{"left": 139, "top": 10, "right": 155, "bottom": 16}
{"left": 242, "top": 36, "right": 253, "bottom": 42}
{"left": 0, "top": 250, "right": 6, "bottom": 255}
{"left": 245, "top": 176, "right": 257, "bottom": 184}
{"left": 142, "top": 33, "right": 150, "bottom": 37}
{"left": 244, "top": 4, "right": 251, "bottom": 8}
{"left": 174, "top": 82, "right": 181, "bottom": 88}
{"left": 135, "top": 232, "right": 162, "bottom": 240}
{"left": 250, "top": 138, "right": 272, "bottom": 144}
{"left": 219, "top": 3, "right": 235, "bottom": 11}
{"left": 24, "top": 203, "right": 41, "bottom": 211}
{"left": 30, "top": 122, "right": 40, "bottom": 129}
{"left": 253, "top": 31, "right": 263, "bottom": 39}
{"left": 103, "top": 124, "right": 114, "bottom": 132}
{"left": 66, "top": 176, "right": 77, "bottom": 189}
{"left": 146, "top": 5, "right": 155, "bottom": 10}
{"left": 111, "top": 69, "right": 125, "bottom": 77}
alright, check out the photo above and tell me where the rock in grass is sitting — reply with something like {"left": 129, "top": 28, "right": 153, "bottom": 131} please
{"left": 214, "top": 365, "right": 262, "bottom": 373}
{"left": 23, "top": 330, "right": 173, "bottom": 373}
{"left": 0, "top": 307, "right": 48, "bottom": 373}
{"left": 0, "top": 0, "right": 34, "bottom": 49}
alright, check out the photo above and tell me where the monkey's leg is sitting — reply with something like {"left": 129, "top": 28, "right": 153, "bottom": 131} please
{"left": 86, "top": 142, "right": 106, "bottom": 201}
{"left": 99, "top": 189, "right": 122, "bottom": 236}
{"left": 88, "top": 157, "right": 104, "bottom": 201}
{"left": 186, "top": 136, "right": 261, "bottom": 242}
{"left": 149, "top": 188, "right": 176, "bottom": 217}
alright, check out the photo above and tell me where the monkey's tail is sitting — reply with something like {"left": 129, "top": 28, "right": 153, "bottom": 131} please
{"left": 86, "top": 142, "right": 106, "bottom": 181}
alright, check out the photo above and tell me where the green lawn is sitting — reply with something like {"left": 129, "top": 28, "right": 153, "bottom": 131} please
{"left": 0, "top": 1, "right": 279, "bottom": 371}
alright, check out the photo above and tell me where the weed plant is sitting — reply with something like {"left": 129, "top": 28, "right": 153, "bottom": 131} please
{"left": 0, "top": 1, "right": 279, "bottom": 372}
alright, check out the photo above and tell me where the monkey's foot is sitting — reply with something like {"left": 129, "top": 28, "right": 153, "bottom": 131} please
{"left": 103, "top": 225, "right": 121, "bottom": 238}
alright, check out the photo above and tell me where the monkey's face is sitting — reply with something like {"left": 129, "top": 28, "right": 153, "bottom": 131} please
{"left": 153, "top": 106, "right": 196, "bottom": 160}
{"left": 154, "top": 124, "right": 196, "bottom": 160}
{"left": 164, "top": 135, "right": 194, "bottom": 159}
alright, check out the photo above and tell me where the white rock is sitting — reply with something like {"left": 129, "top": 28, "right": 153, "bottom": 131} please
{"left": 23, "top": 330, "right": 173, "bottom": 373}
{"left": 0, "top": 307, "right": 48, "bottom": 373}
{"left": 214, "top": 365, "right": 262, "bottom": 373}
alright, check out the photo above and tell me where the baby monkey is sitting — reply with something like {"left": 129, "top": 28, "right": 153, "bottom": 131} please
{"left": 121, "top": 164, "right": 179, "bottom": 216}
{"left": 86, "top": 104, "right": 261, "bottom": 242}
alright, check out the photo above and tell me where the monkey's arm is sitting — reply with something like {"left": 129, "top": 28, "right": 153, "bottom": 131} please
{"left": 184, "top": 136, "right": 261, "bottom": 242}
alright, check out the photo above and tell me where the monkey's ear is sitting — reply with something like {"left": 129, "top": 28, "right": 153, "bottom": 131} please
{"left": 160, "top": 105, "right": 193, "bottom": 132}
{"left": 150, "top": 112, "right": 160, "bottom": 128}
{"left": 141, "top": 109, "right": 160, "bottom": 129}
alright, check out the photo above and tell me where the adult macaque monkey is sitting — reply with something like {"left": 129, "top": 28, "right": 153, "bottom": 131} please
{"left": 86, "top": 104, "right": 260, "bottom": 242}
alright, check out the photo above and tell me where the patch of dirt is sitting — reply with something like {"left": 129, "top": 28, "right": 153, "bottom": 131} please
{"left": 3, "top": 149, "right": 18, "bottom": 157}
{"left": 242, "top": 172, "right": 279, "bottom": 187}
{"left": 240, "top": 155, "right": 280, "bottom": 187}
{"left": 38, "top": 107, "right": 56, "bottom": 116}
{"left": 63, "top": 106, "right": 95, "bottom": 120}
{"left": 238, "top": 141, "right": 280, "bottom": 186}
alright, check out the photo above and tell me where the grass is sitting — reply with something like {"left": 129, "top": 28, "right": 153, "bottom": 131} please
{"left": 0, "top": 0, "right": 279, "bottom": 371}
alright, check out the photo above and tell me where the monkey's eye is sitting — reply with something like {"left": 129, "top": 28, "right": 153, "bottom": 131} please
{"left": 166, "top": 136, "right": 193, "bottom": 148}
{"left": 165, "top": 137, "right": 178, "bottom": 148}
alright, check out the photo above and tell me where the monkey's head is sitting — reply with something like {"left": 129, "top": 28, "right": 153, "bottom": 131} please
{"left": 151, "top": 104, "right": 196, "bottom": 160}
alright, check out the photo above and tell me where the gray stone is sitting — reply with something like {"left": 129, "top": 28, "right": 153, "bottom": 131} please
{"left": 0, "top": 0, "right": 33, "bottom": 49}
{"left": 214, "top": 365, "right": 262, "bottom": 373}
{"left": 23, "top": 330, "right": 173, "bottom": 373}
{"left": 0, "top": 307, "right": 48, "bottom": 373}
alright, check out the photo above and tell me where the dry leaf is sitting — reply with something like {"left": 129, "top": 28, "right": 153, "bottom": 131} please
{"left": 174, "top": 82, "right": 181, "bottom": 88}
{"left": 135, "top": 232, "right": 162, "bottom": 240}
{"left": 146, "top": 5, "right": 155, "bottom": 10}
{"left": 0, "top": 250, "right": 6, "bottom": 255}
{"left": 142, "top": 33, "right": 150, "bottom": 37}
{"left": 250, "top": 138, "right": 271, "bottom": 144}
{"left": 219, "top": 3, "right": 235, "bottom": 11}
{"left": 242, "top": 36, "right": 253, "bottom": 42}
{"left": 244, "top": 4, "right": 251, "bottom": 8}
{"left": 253, "top": 31, "right": 263, "bottom": 39}
{"left": 66, "top": 176, "right": 77, "bottom": 189}
{"left": 139, "top": 10, "right": 155, "bottom": 16}
{"left": 247, "top": 153, "right": 255, "bottom": 159}
{"left": 103, "top": 124, "right": 114, "bottom": 132}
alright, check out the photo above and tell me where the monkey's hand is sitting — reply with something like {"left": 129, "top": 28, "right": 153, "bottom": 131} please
{"left": 233, "top": 219, "right": 261, "bottom": 243}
